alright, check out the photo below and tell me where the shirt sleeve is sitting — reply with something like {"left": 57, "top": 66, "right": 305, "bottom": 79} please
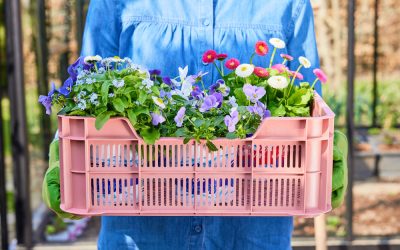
{"left": 80, "top": 0, "right": 121, "bottom": 57}
{"left": 286, "top": 0, "right": 321, "bottom": 95}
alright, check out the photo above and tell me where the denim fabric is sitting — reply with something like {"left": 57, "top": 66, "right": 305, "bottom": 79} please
{"left": 81, "top": 0, "right": 319, "bottom": 249}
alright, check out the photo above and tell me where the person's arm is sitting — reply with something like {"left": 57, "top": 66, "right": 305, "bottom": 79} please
{"left": 42, "top": 0, "right": 121, "bottom": 219}
{"left": 286, "top": 0, "right": 321, "bottom": 95}
{"left": 80, "top": 0, "right": 121, "bottom": 57}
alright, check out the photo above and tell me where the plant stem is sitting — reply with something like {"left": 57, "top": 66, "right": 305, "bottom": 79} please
{"left": 269, "top": 48, "right": 277, "bottom": 68}
{"left": 286, "top": 65, "right": 303, "bottom": 99}
{"left": 311, "top": 79, "right": 319, "bottom": 89}
{"left": 213, "top": 62, "right": 224, "bottom": 77}
{"left": 249, "top": 53, "right": 256, "bottom": 65}
{"left": 220, "top": 61, "right": 225, "bottom": 76}
{"left": 282, "top": 59, "right": 287, "bottom": 65}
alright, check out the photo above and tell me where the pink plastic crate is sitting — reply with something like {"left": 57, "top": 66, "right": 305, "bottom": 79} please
{"left": 58, "top": 93, "right": 334, "bottom": 217}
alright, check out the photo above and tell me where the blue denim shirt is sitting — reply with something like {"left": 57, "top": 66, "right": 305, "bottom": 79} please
{"left": 81, "top": 0, "right": 319, "bottom": 249}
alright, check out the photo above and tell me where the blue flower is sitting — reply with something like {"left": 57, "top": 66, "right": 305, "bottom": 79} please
{"left": 162, "top": 76, "right": 173, "bottom": 86}
{"left": 67, "top": 57, "right": 91, "bottom": 81}
{"left": 149, "top": 69, "right": 161, "bottom": 80}
{"left": 58, "top": 78, "right": 73, "bottom": 96}
{"left": 38, "top": 83, "right": 57, "bottom": 115}
{"left": 199, "top": 93, "right": 222, "bottom": 112}
{"left": 224, "top": 110, "right": 239, "bottom": 132}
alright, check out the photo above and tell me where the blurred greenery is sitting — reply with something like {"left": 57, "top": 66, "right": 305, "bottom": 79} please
{"left": 324, "top": 79, "right": 400, "bottom": 128}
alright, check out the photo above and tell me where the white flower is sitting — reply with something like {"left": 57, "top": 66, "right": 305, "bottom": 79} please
{"left": 269, "top": 38, "right": 286, "bottom": 49}
{"left": 98, "top": 67, "right": 106, "bottom": 73}
{"left": 228, "top": 96, "right": 238, "bottom": 108}
{"left": 267, "top": 76, "right": 289, "bottom": 89}
{"left": 89, "top": 93, "right": 98, "bottom": 103}
{"left": 109, "top": 56, "right": 123, "bottom": 63}
{"left": 112, "top": 79, "right": 125, "bottom": 88}
{"left": 178, "top": 66, "right": 189, "bottom": 82}
{"left": 299, "top": 56, "right": 311, "bottom": 68}
{"left": 152, "top": 96, "right": 166, "bottom": 109}
{"left": 86, "top": 78, "right": 96, "bottom": 84}
{"left": 84, "top": 55, "right": 102, "bottom": 64}
{"left": 108, "top": 93, "right": 114, "bottom": 98}
{"left": 142, "top": 79, "right": 154, "bottom": 89}
{"left": 235, "top": 64, "right": 255, "bottom": 78}
{"left": 77, "top": 100, "right": 87, "bottom": 110}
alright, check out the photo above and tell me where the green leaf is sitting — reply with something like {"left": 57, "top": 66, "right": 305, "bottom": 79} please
{"left": 113, "top": 98, "right": 125, "bottom": 113}
{"left": 270, "top": 103, "right": 286, "bottom": 117}
{"left": 234, "top": 88, "right": 248, "bottom": 105}
{"left": 140, "top": 127, "right": 160, "bottom": 144}
{"left": 193, "top": 119, "right": 204, "bottom": 127}
{"left": 175, "top": 128, "right": 187, "bottom": 137}
{"left": 138, "top": 91, "right": 147, "bottom": 104}
{"left": 212, "top": 116, "right": 225, "bottom": 126}
{"left": 151, "top": 86, "right": 160, "bottom": 96}
{"left": 126, "top": 109, "right": 137, "bottom": 126}
{"left": 133, "top": 106, "right": 150, "bottom": 117}
{"left": 101, "top": 81, "right": 111, "bottom": 103}
{"left": 95, "top": 111, "right": 112, "bottom": 130}
{"left": 287, "top": 88, "right": 312, "bottom": 106}
{"left": 172, "top": 95, "right": 187, "bottom": 103}
{"left": 68, "top": 109, "right": 86, "bottom": 116}
{"left": 183, "top": 137, "right": 191, "bottom": 144}
{"left": 226, "top": 132, "right": 237, "bottom": 139}
{"left": 206, "top": 140, "right": 218, "bottom": 152}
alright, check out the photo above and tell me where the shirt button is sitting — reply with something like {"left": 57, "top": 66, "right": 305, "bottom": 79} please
{"left": 194, "top": 225, "right": 202, "bottom": 233}
{"left": 203, "top": 18, "right": 210, "bottom": 26}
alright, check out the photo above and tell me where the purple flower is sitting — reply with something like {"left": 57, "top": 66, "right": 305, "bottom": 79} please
{"left": 38, "top": 95, "right": 52, "bottom": 115}
{"left": 67, "top": 57, "right": 91, "bottom": 81}
{"left": 218, "top": 84, "right": 230, "bottom": 97}
{"left": 243, "top": 84, "right": 266, "bottom": 103}
{"left": 149, "top": 69, "right": 161, "bottom": 80}
{"left": 59, "top": 77, "right": 73, "bottom": 96}
{"left": 224, "top": 110, "right": 239, "bottom": 132}
{"left": 38, "top": 83, "right": 56, "bottom": 115}
{"left": 199, "top": 95, "right": 219, "bottom": 112}
{"left": 151, "top": 112, "right": 166, "bottom": 126}
{"left": 174, "top": 107, "right": 186, "bottom": 127}
{"left": 264, "top": 109, "right": 271, "bottom": 118}
{"left": 162, "top": 76, "right": 172, "bottom": 86}
{"left": 193, "top": 71, "right": 208, "bottom": 82}
{"left": 190, "top": 86, "right": 204, "bottom": 100}
{"left": 160, "top": 89, "right": 172, "bottom": 99}
{"left": 212, "top": 92, "right": 223, "bottom": 108}
{"left": 209, "top": 83, "right": 220, "bottom": 94}
{"left": 247, "top": 102, "right": 266, "bottom": 117}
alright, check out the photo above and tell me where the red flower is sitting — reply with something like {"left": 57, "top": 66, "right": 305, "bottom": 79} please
{"left": 216, "top": 53, "right": 228, "bottom": 61}
{"left": 225, "top": 58, "right": 240, "bottom": 70}
{"left": 254, "top": 67, "right": 269, "bottom": 78}
{"left": 202, "top": 50, "right": 217, "bottom": 64}
{"left": 289, "top": 70, "right": 304, "bottom": 80}
{"left": 255, "top": 40, "right": 269, "bottom": 56}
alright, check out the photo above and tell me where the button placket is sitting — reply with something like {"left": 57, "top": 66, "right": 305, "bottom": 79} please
{"left": 199, "top": 0, "right": 215, "bottom": 84}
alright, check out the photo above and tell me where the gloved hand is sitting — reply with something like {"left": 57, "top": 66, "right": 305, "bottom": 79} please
{"left": 42, "top": 138, "right": 82, "bottom": 220}
{"left": 331, "top": 130, "right": 348, "bottom": 209}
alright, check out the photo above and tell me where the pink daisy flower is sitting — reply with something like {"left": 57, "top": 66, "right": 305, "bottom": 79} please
{"left": 202, "top": 50, "right": 217, "bottom": 64}
{"left": 255, "top": 41, "right": 269, "bottom": 56}
{"left": 289, "top": 70, "right": 304, "bottom": 80}
{"left": 254, "top": 67, "right": 269, "bottom": 78}
{"left": 280, "top": 53, "right": 293, "bottom": 61}
{"left": 216, "top": 53, "right": 228, "bottom": 61}
{"left": 313, "top": 69, "right": 327, "bottom": 83}
{"left": 225, "top": 58, "right": 240, "bottom": 70}
{"left": 271, "top": 64, "right": 288, "bottom": 73}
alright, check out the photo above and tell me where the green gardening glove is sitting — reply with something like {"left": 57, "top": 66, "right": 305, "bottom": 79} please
{"left": 331, "top": 130, "right": 348, "bottom": 209}
{"left": 42, "top": 138, "right": 82, "bottom": 220}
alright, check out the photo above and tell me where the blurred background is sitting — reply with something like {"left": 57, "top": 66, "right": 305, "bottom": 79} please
{"left": 0, "top": 0, "right": 399, "bottom": 249}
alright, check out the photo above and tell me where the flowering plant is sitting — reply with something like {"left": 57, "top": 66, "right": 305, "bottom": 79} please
{"left": 39, "top": 38, "right": 327, "bottom": 150}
